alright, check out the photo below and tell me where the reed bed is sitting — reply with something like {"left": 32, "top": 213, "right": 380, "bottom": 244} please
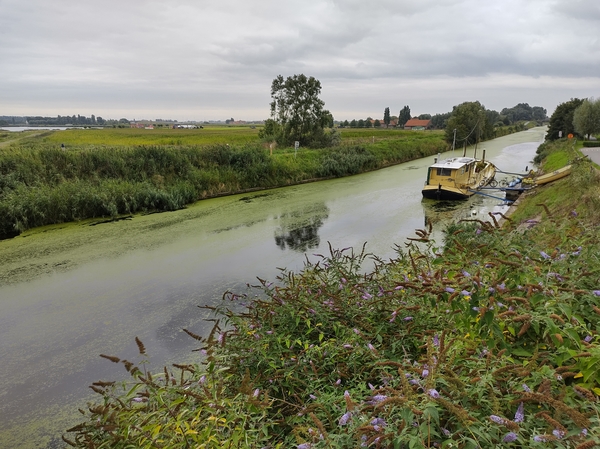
{"left": 0, "top": 134, "right": 447, "bottom": 239}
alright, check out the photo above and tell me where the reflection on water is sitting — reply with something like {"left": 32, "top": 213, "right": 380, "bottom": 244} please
{"left": 274, "top": 203, "right": 329, "bottom": 252}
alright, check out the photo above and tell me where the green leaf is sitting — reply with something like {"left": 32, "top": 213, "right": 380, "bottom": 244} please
{"left": 511, "top": 347, "right": 533, "bottom": 357}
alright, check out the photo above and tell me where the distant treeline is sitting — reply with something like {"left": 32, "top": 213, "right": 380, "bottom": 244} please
{"left": 0, "top": 136, "right": 447, "bottom": 239}
{"left": 0, "top": 115, "right": 130, "bottom": 127}
{"left": 338, "top": 102, "right": 548, "bottom": 130}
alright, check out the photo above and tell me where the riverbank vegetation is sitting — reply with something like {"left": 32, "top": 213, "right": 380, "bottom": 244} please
{"left": 66, "top": 139, "right": 600, "bottom": 448}
{"left": 0, "top": 128, "right": 447, "bottom": 239}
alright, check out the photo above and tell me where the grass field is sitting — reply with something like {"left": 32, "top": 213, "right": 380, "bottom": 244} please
{"left": 0, "top": 126, "right": 448, "bottom": 238}
{"left": 40, "top": 126, "right": 262, "bottom": 147}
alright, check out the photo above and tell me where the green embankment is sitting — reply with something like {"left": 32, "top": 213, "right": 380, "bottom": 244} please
{"left": 0, "top": 128, "right": 447, "bottom": 239}
{"left": 67, "top": 139, "right": 600, "bottom": 448}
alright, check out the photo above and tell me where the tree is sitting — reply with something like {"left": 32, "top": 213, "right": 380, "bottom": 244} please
{"left": 532, "top": 106, "right": 547, "bottom": 122}
{"left": 342, "top": 120, "right": 349, "bottom": 127}
{"left": 445, "top": 101, "right": 488, "bottom": 147}
{"left": 350, "top": 119, "right": 357, "bottom": 128}
{"left": 357, "top": 119, "right": 365, "bottom": 128}
{"left": 418, "top": 114, "right": 431, "bottom": 120}
{"left": 573, "top": 98, "right": 600, "bottom": 139}
{"left": 266, "top": 74, "right": 334, "bottom": 147}
{"left": 374, "top": 119, "right": 381, "bottom": 128}
{"left": 398, "top": 106, "right": 411, "bottom": 127}
{"left": 364, "top": 118, "right": 372, "bottom": 128}
{"left": 545, "top": 98, "right": 584, "bottom": 141}
{"left": 500, "top": 103, "right": 533, "bottom": 123}
{"left": 383, "top": 107, "right": 390, "bottom": 127}
{"left": 430, "top": 112, "right": 451, "bottom": 130}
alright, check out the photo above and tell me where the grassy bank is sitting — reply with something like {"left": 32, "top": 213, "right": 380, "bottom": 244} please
{"left": 0, "top": 128, "right": 447, "bottom": 239}
{"left": 66, "top": 141, "right": 600, "bottom": 447}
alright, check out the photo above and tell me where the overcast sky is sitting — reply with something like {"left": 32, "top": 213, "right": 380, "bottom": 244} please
{"left": 1, "top": 0, "right": 599, "bottom": 121}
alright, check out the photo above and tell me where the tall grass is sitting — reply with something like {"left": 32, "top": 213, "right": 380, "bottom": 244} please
{"left": 0, "top": 134, "right": 447, "bottom": 239}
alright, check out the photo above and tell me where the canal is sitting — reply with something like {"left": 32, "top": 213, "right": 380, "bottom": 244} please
{"left": 0, "top": 127, "right": 545, "bottom": 448}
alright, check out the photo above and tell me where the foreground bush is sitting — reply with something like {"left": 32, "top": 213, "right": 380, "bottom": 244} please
{"left": 67, "top": 199, "right": 600, "bottom": 447}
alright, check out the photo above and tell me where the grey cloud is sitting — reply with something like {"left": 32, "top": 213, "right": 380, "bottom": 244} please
{"left": 1, "top": 0, "right": 599, "bottom": 119}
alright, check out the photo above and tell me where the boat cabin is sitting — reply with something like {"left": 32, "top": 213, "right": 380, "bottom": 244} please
{"left": 422, "top": 156, "right": 496, "bottom": 200}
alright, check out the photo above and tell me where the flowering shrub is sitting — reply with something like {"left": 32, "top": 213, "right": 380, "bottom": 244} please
{"left": 68, "top": 202, "right": 600, "bottom": 448}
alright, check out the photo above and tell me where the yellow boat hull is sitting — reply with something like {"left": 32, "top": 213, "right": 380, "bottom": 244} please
{"left": 534, "top": 165, "right": 571, "bottom": 185}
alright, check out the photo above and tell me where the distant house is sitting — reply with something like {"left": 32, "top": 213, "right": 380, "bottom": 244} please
{"left": 403, "top": 119, "right": 432, "bottom": 130}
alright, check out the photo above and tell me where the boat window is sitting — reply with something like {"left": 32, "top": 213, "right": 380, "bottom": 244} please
{"left": 436, "top": 168, "right": 452, "bottom": 176}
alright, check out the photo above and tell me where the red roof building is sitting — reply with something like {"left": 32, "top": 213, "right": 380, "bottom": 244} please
{"left": 403, "top": 119, "right": 432, "bottom": 130}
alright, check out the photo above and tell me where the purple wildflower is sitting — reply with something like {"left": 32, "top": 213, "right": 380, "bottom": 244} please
{"left": 131, "top": 397, "right": 145, "bottom": 403}
{"left": 344, "top": 390, "right": 350, "bottom": 398}
{"left": 368, "top": 343, "right": 376, "bottom": 352}
{"left": 552, "top": 429, "right": 565, "bottom": 439}
{"left": 522, "top": 384, "right": 531, "bottom": 393}
{"left": 445, "top": 287, "right": 455, "bottom": 293}
{"left": 427, "top": 389, "right": 440, "bottom": 399}
{"left": 371, "top": 418, "right": 386, "bottom": 427}
{"left": 584, "top": 335, "right": 592, "bottom": 343}
{"left": 540, "top": 251, "right": 551, "bottom": 259}
{"left": 335, "top": 379, "right": 341, "bottom": 385}
{"left": 253, "top": 388, "right": 260, "bottom": 398}
{"left": 490, "top": 415, "right": 505, "bottom": 425}
{"left": 309, "top": 394, "right": 317, "bottom": 400}
{"left": 338, "top": 411, "right": 352, "bottom": 426}
{"left": 370, "top": 394, "right": 388, "bottom": 404}
{"left": 462, "top": 270, "right": 471, "bottom": 277}
{"left": 343, "top": 344, "right": 353, "bottom": 349}
{"left": 514, "top": 402, "right": 524, "bottom": 423}
{"left": 442, "top": 428, "right": 451, "bottom": 437}
{"left": 353, "top": 328, "right": 360, "bottom": 335}
{"left": 422, "top": 369, "right": 429, "bottom": 378}
{"left": 503, "top": 432, "right": 518, "bottom": 442}
{"left": 297, "top": 443, "right": 312, "bottom": 449}
{"left": 362, "top": 292, "right": 372, "bottom": 300}
{"left": 533, "top": 435, "right": 549, "bottom": 442}
{"left": 394, "top": 285, "right": 404, "bottom": 290}
{"left": 403, "top": 316, "right": 413, "bottom": 321}
{"left": 341, "top": 277, "right": 347, "bottom": 284}
{"left": 593, "top": 290, "right": 600, "bottom": 296}
{"left": 461, "top": 290, "right": 471, "bottom": 297}
{"left": 488, "top": 287, "right": 496, "bottom": 293}
{"left": 433, "top": 334, "right": 440, "bottom": 347}
{"left": 199, "top": 375, "right": 206, "bottom": 385}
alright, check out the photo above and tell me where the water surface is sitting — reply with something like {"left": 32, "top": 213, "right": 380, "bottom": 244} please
{"left": 0, "top": 128, "right": 546, "bottom": 448}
